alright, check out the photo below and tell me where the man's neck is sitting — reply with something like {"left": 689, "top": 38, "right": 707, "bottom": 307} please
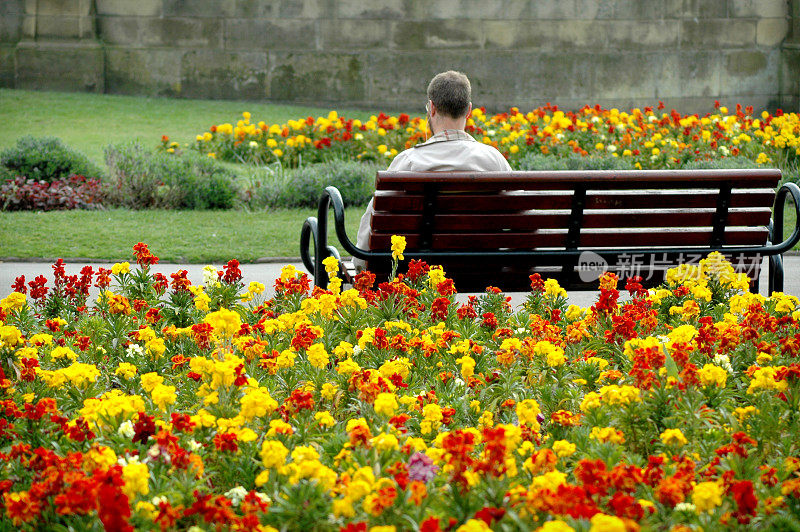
{"left": 431, "top": 116, "right": 467, "bottom": 134}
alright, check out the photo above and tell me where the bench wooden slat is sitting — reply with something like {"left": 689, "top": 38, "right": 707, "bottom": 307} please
{"left": 373, "top": 189, "right": 776, "bottom": 212}
{"left": 368, "top": 227, "right": 769, "bottom": 250}
{"left": 370, "top": 208, "right": 772, "bottom": 232}
{"left": 375, "top": 169, "right": 781, "bottom": 191}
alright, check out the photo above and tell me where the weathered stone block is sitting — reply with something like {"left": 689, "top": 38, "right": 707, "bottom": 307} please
{"left": 0, "top": 12, "right": 23, "bottom": 42}
{"left": 525, "top": 0, "right": 577, "bottom": 20}
{"left": 180, "top": 50, "right": 267, "bottom": 100}
{"left": 757, "top": 18, "right": 790, "bottom": 47}
{"left": 729, "top": 0, "right": 787, "bottom": 18}
{"left": 36, "top": 15, "right": 82, "bottom": 39}
{"left": 233, "top": 0, "right": 335, "bottom": 19}
{"left": 163, "top": 0, "right": 234, "bottom": 18}
{"left": 606, "top": 21, "right": 681, "bottom": 49}
{"left": 96, "top": 0, "right": 161, "bottom": 17}
{"left": 661, "top": 0, "right": 685, "bottom": 18}
{"left": 15, "top": 40, "right": 103, "bottom": 92}
{"left": 727, "top": 51, "right": 768, "bottom": 76}
{"left": 422, "top": 0, "right": 521, "bottom": 20}
{"left": 277, "top": 0, "right": 335, "bottom": 18}
{"left": 681, "top": 0, "right": 727, "bottom": 18}
{"left": 523, "top": 53, "right": 593, "bottom": 100}
{"left": 724, "top": 50, "right": 779, "bottom": 95}
{"left": 267, "top": 52, "right": 366, "bottom": 103}
{"left": 483, "top": 20, "right": 607, "bottom": 50}
{"left": 656, "top": 51, "right": 722, "bottom": 99}
{"left": 139, "top": 17, "right": 223, "bottom": 48}
{"left": 224, "top": 18, "right": 318, "bottom": 51}
{"left": 609, "top": 0, "right": 663, "bottom": 19}
{"left": 392, "top": 20, "right": 484, "bottom": 49}
{"left": 233, "top": 0, "right": 277, "bottom": 18}
{"left": 336, "top": 0, "right": 406, "bottom": 19}
{"left": 319, "top": 20, "right": 392, "bottom": 51}
{"left": 780, "top": 44, "right": 800, "bottom": 96}
{"left": 591, "top": 52, "right": 664, "bottom": 100}
{"left": 31, "top": 0, "right": 88, "bottom": 16}
{"left": 681, "top": 19, "right": 756, "bottom": 48}
{"left": 96, "top": 16, "right": 140, "bottom": 45}
{"left": 105, "top": 47, "right": 182, "bottom": 96}
{"left": 21, "top": 13, "right": 35, "bottom": 39}
{"left": 1, "top": 0, "right": 24, "bottom": 16}
{"left": 0, "top": 45, "right": 16, "bottom": 87}
{"left": 365, "top": 51, "right": 481, "bottom": 108}
{"left": 572, "top": 0, "right": 614, "bottom": 20}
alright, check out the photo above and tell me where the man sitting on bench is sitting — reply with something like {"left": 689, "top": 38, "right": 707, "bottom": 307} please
{"left": 354, "top": 70, "right": 512, "bottom": 269}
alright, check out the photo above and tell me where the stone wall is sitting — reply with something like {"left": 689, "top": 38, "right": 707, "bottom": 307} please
{"left": 1, "top": 0, "right": 797, "bottom": 113}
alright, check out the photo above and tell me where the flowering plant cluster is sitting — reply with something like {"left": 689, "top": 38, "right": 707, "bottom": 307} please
{"left": 0, "top": 174, "right": 104, "bottom": 211}
{"left": 178, "top": 103, "right": 800, "bottom": 170}
{"left": 2, "top": 242, "right": 800, "bottom": 531}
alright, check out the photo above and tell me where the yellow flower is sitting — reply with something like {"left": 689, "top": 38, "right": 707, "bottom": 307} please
{"left": 204, "top": 308, "right": 241, "bottom": 338}
{"left": 536, "top": 521, "right": 576, "bottom": 532}
{"left": 391, "top": 235, "right": 406, "bottom": 261}
{"left": 589, "top": 513, "right": 626, "bottom": 532}
{"left": 315, "top": 411, "right": 336, "bottom": 427}
{"left": 374, "top": 392, "right": 399, "bottom": 417}
{"left": 194, "top": 292, "right": 211, "bottom": 312}
{"left": 698, "top": 363, "right": 728, "bottom": 388}
{"left": 83, "top": 445, "right": 117, "bottom": 472}
{"left": 115, "top": 363, "right": 138, "bottom": 380}
{"left": 307, "top": 343, "right": 330, "bottom": 368}
{"left": 371, "top": 432, "right": 400, "bottom": 451}
{"left": 151, "top": 384, "right": 177, "bottom": 411}
{"left": 692, "top": 481, "right": 723, "bottom": 512}
{"left": 455, "top": 520, "right": 492, "bottom": 532}
{"left": 0, "top": 292, "right": 26, "bottom": 310}
{"left": 552, "top": 440, "right": 576, "bottom": 457}
{"left": 111, "top": 262, "right": 130, "bottom": 275}
{"left": 140, "top": 372, "right": 164, "bottom": 393}
{"left": 660, "top": 428, "right": 688, "bottom": 446}
{"left": 260, "top": 440, "right": 289, "bottom": 469}
{"left": 516, "top": 399, "right": 541, "bottom": 431}
{"left": 589, "top": 426, "right": 625, "bottom": 444}
{"left": 122, "top": 462, "right": 150, "bottom": 498}
{"left": 320, "top": 382, "right": 338, "bottom": 400}
{"left": 50, "top": 346, "right": 78, "bottom": 361}
{"left": 455, "top": 354, "right": 476, "bottom": 379}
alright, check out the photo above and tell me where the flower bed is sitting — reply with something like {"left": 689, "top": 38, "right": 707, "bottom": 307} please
{"left": 2, "top": 243, "right": 800, "bottom": 531}
{"left": 179, "top": 103, "right": 800, "bottom": 171}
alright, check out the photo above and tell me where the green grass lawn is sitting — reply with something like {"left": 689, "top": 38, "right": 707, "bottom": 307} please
{"left": 0, "top": 208, "right": 365, "bottom": 262}
{"left": 0, "top": 89, "right": 376, "bottom": 166}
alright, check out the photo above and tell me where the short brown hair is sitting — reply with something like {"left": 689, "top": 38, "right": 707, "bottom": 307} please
{"left": 427, "top": 71, "right": 471, "bottom": 119}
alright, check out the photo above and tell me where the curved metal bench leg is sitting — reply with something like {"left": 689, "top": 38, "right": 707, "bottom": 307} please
{"left": 768, "top": 253, "right": 784, "bottom": 294}
{"left": 300, "top": 216, "right": 319, "bottom": 280}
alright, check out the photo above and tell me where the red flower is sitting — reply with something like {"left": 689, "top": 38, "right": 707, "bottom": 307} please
{"left": 729, "top": 479, "right": 758, "bottom": 523}
{"left": 223, "top": 259, "right": 242, "bottom": 284}
{"left": 132, "top": 242, "right": 159, "bottom": 267}
{"left": 213, "top": 433, "right": 239, "bottom": 453}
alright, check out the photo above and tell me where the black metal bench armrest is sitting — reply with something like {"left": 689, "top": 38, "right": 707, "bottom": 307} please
{"left": 769, "top": 181, "right": 800, "bottom": 253}
{"left": 300, "top": 186, "right": 392, "bottom": 287}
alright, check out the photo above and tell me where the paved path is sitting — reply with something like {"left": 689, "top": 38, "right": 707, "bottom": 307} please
{"left": 1, "top": 256, "right": 798, "bottom": 310}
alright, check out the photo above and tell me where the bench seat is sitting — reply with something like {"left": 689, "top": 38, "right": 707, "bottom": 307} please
{"left": 301, "top": 169, "right": 800, "bottom": 293}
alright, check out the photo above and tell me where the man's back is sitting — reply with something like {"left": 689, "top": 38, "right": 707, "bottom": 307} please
{"left": 356, "top": 129, "right": 511, "bottom": 252}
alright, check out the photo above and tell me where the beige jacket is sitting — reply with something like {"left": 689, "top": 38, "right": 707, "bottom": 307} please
{"left": 354, "top": 129, "right": 512, "bottom": 267}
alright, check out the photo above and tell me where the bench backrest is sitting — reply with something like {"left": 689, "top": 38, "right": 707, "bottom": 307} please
{"left": 365, "top": 169, "right": 780, "bottom": 290}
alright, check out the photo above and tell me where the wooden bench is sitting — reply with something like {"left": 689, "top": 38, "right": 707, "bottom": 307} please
{"left": 300, "top": 169, "right": 800, "bottom": 293}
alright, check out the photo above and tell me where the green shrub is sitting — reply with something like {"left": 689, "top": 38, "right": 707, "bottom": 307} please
{"left": 242, "top": 159, "right": 380, "bottom": 209}
{"left": 104, "top": 142, "right": 238, "bottom": 210}
{"left": 515, "top": 153, "right": 636, "bottom": 171}
{"left": 680, "top": 156, "right": 759, "bottom": 170}
{"left": 0, "top": 136, "right": 103, "bottom": 182}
